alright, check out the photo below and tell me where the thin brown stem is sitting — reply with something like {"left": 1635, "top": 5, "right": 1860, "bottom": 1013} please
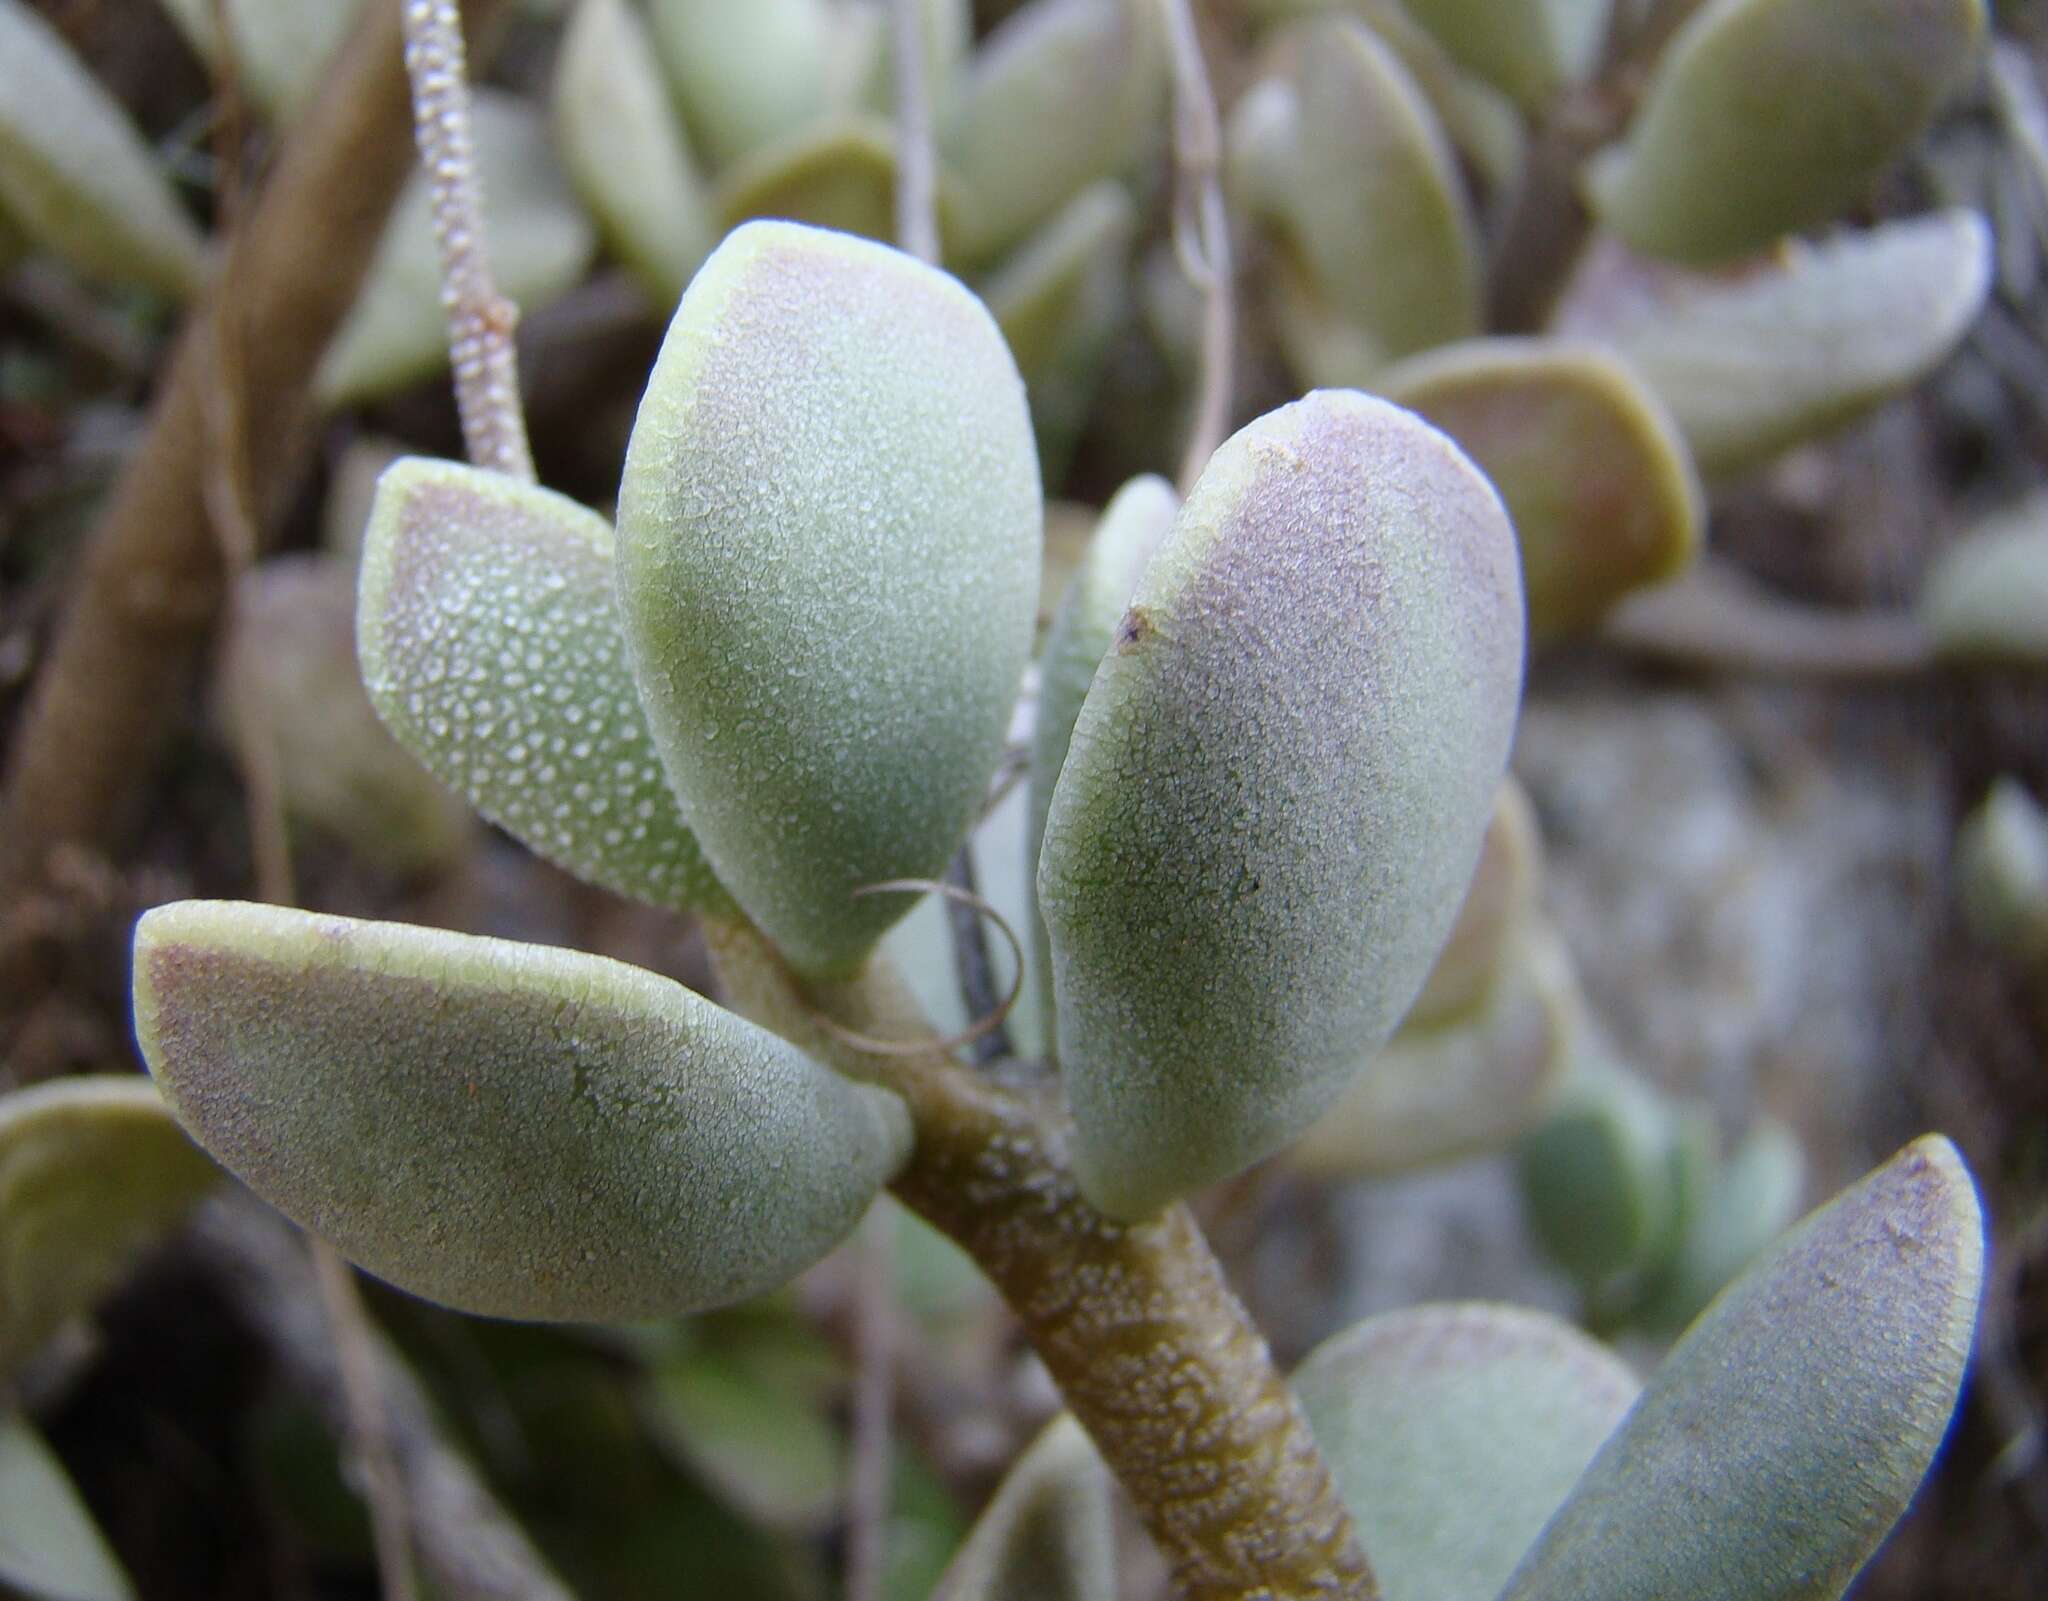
{"left": 891, "top": 0, "right": 941, "bottom": 267}
{"left": 1161, "top": 0, "right": 1233, "bottom": 493}
{"left": 398, "top": 0, "right": 533, "bottom": 479}
{"left": 704, "top": 918, "right": 1378, "bottom": 1601}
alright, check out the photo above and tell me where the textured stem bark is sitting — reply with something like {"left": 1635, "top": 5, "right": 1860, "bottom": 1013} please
{"left": 705, "top": 918, "right": 1378, "bottom": 1601}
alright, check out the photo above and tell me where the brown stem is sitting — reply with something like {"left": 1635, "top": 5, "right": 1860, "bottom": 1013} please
{"left": 704, "top": 918, "right": 1377, "bottom": 1601}
{"left": 0, "top": 0, "right": 510, "bottom": 901}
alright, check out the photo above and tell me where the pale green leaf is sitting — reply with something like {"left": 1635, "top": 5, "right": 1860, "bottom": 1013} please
{"left": 941, "top": 0, "right": 1166, "bottom": 262}
{"left": 1518, "top": 1059, "right": 1679, "bottom": 1288}
{"left": 1501, "top": 1135, "right": 1985, "bottom": 1601}
{"left": 1406, "top": 779, "right": 1544, "bottom": 1029}
{"left": 1040, "top": 392, "right": 1525, "bottom": 1219}
{"left": 1955, "top": 777, "right": 2048, "bottom": 966}
{"left": 1400, "top": 0, "right": 1609, "bottom": 106}
{"left": 929, "top": 1415, "right": 1113, "bottom": 1601}
{"left": 0, "top": 0, "right": 208, "bottom": 298}
{"left": 0, "top": 1077, "right": 218, "bottom": 1380}
{"left": 1584, "top": 0, "right": 1987, "bottom": 265}
{"left": 714, "top": 117, "right": 928, "bottom": 247}
{"left": 317, "top": 91, "right": 597, "bottom": 406}
{"left": 1293, "top": 1303, "right": 1639, "bottom": 1601}
{"left": 157, "top": 0, "right": 362, "bottom": 124}
{"left": 1920, "top": 492, "right": 2048, "bottom": 663}
{"left": 1344, "top": 1, "right": 1527, "bottom": 191}
{"left": 553, "top": 0, "right": 714, "bottom": 307}
{"left": 616, "top": 222, "right": 1041, "bottom": 980}
{"left": 1633, "top": 1116, "right": 1807, "bottom": 1338}
{"left": 649, "top": 0, "right": 873, "bottom": 171}
{"left": 0, "top": 1411, "right": 135, "bottom": 1601}
{"left": 1377, "top": 338, "right": 1703, "bottom": 640}
{"left": 1571, "top": 211, "right": 1993, "bottom": 478}
{"left": 133, "top": 901, "right": 912, "bottom": 1321}
{"left": 355, "top": 457, "right": 731, "bottom": 915}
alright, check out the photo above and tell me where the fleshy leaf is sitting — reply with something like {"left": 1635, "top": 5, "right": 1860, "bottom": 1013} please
{"left": 317, "top": 91, "right": 597, "bottom": 406}
{"left": 1378, "top": 337, "right": 1703, "bottom": 641}
{"left": 714, "top": 117, "right": 923, "bottom": 247}
{"left": 1290, "top": 925, "right": 1578, "bottom": 1179}
{"left": 1027, "top": 473, "right": 1179, "bottom": 1048}
{"left": 1399, "top": 0, "right": 1610, "bottom": 106}
{"left": 221, "top": 554, "right": 473, "bottom": 877}
{"left": 1566, "top": 211, "right": 1993, "bottom": 479}
{"left": 356, "top": 457, "right": 730, "bottom": 915}
{"left": 1920, "top": 492, "right": 2048, "bottom": 664}
{"left": 649, "top": 0, "right": 869, "bottom": 171}
{"left": 1039, "top": 391, "right": 1525, "bottom": 1219}
{"left": 1518, "top": 1059, "right": 1679, "bottom": 1288}
{"left": 616, "top": 222, "right": 1041, "bottom": 980}
{"left": 1227, "top": 16, "right": 1482, "bottom": 385}
{"left": 1348, "top": 1, "right": 1527, "bottom": 192}
{"left": 157, "top": 0, "right": 361, "bottom": 125}
{"left": 553, "top": 0, "right": 714, "bottom": 307}
{"left": 1292, "top": 1304, "right": 1639, "bottom": 1601}
{"left": 1633, "top": 1116, "right": 1807, "bottom": 1338}
{"left": 132, "top": 901, "right": 912, "bottom": 1321}
{"left": 0, "top": 1412, "right": 135, "bottom": 1601}
{"left": 1955, "top": 777, "right": 2048, "bottom": 966}
{"left": 940, "top": 0, "right": 1166, "bottom": 262}
{"left": 1407, "top": 778, "right": 1543, "bottom": 1029}
{"left": 1583, "top": 0, "right": 1987, "bottom": 266}
{"left": 0, "top": 0, "right": 208, "bottom": 298}
{"left": 928, "top": 1415, "right": 1113, "bottom": 1601}
{"left": 0, "top": 1076, "right": 219, "bottom": 1378}
{"left": 1500, "top": 1135, "right": 1985, "bottom": 1601}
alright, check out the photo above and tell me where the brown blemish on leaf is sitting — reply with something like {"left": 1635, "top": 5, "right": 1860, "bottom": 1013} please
{"left": 1114, "top": 605, "right": 1155, "bottom": 653}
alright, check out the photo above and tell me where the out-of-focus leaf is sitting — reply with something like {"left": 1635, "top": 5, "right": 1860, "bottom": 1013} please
{"left": 221, "top": 554, "right": 473, "bottom": 877}
{"left": 929, "top": 1415, "right": 1113, "bottom": 1601}
{"left": 1500, "top": 1136, "right": 1985, "bottom": 1601}
{"left": 1564, "top": 212, "right": 1993, "bottom": 479}
{"left": 616, "top": 222, "right": 1040, "bottom": 980}
{"left": 157, "top": 0, "right": 362, "bottom": 124}
{"left": 553, "top": 0, "right": 714, "bottom": 307}
{"left": 1407, "top": 778, "right": 1543, "bottom": 1029}
{"left": 1400, "top": 0, "right": 1609, "bottom": 106}
{"left": 0, "top": 1411, "right": 135, "bottom": 1601}
{"left": 649, "top": 0, "right": 874, "bottom": 171}
{"left": 1955, "top": 777, "right": 2048, "bottom": 966}
{"left": 0, "top": 1076, "right": 219, "bottom": 1379}
{"left": 1519, "top": 1058, "right": 1678, "bottom": 1288}
{"left": 714, "top": 117, "right": 926, "bottom": 247}
{"left": 1583, "top": 0, "right": 1987, "bottom": 265}
{"left": 1293, "top": 1303, "right": 1640, "bottom": 1601}
{"left": 1633, "top": 1117, "right": 1807, "bottom": 1338}
{"left": 1379, "top": 337, "right": 1702, "bottom": 640}
{"left": 0, "top": 0, "right": 208, "bottom": 298}
{"left": 133, "top": 901, "right": 912, "bottom": 1321}
{"left": 1228, "top": 16, "right": 1482, "bottom": 385}
{"left": 941, "top": 0, "right": 1165, "bottom": 262}
{"left": 356, "top": 457, "right": 731, "bottom": 915}
{"left": 317, "top": 91, "right": 597, "bottom": 406}
{"left": 1291, "top": 924, "right": 1578, "bottom": 1179}
{"left": 1040, "top": 393, "right": 1523, "bottom": 1220}
{"left": 1920, "top": 492, "right": 2048, "bottom": 663}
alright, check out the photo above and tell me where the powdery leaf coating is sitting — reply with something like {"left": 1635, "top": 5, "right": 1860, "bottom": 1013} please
{"left": 0, "top": 1077, "right": 219, "bottom": 1379}
{"left": 1039, "top": 391, "right": 1525, "bottom": 1220}
{"left": 1919, "top": 491, "right": 2048, "bottom": 663}
{"left": 1400, "top": 0, "right": 1609, "bottom": 106}
{"left": 317, "top": 92, "right": 597, "bottom": 406}
{"left": 133, "top": 901, "right": 912, "bottom": 1321}
{"left": 941, "top": 0, "right": 1166, "bottom": 263}
{"left": 1292, "top": 1303, "right": 1640, "bottom": 1601}
{"left": 616, "top": 222, "right": 1041, "bottom": 980}
{"left": 1405, "top": 777, "right": 1543, "bottom": 1028}
{"left": 928, "top": 1415, "right": 1114, "bottom": 1601}
{"left": 1290, "top": 924, "right": 1578, "bottom": 1180}
{"left": 157, "top": 0, "right": 361, "bottom": 125}
{"left": 1583, "top": 0, "right": 1987, "bottom": 266}
{"left": 0, "top": 1412, "right": 135, "bottom": 1601}
{"left": 0, "top": 0, "right": 208, "bottom": 299}
{"left": 1501, "top": 1135, "right": 1984, "bottom": 1601}
{"left": 1565, "top": 211, "right": 1993, "bottom": 479}
{"left": 649, "top": 0, "right": 860, "bottom": 171}
{"left": 553, "top": 0, "right": 713, "bottom": 307}
{"left": 1227, "top": 17, "right": 1482, "bottom": 386}
{"left": 1378, "top": 338, "right": 1703, "bottom": 640}
{"left": 356, "top": 458, "right": 730, "bottom": 916}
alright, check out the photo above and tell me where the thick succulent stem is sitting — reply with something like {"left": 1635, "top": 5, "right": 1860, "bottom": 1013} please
{"left": 704, "top": 917, "right": 1378, "bottom": 1601}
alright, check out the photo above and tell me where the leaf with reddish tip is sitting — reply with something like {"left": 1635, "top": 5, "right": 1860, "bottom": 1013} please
{"left": 616, "top": 222, "right": 1040, "bottom": 980}
{"left": 929, "top": 1415, "right": 1113, "bottom": 1601}
{"left": 1584, "top": 0, "right": 1987, "bottom": 265}
{"left": 1039, "top": 392, "right": 1525, "bottom": 1219}
{"left": 0, "top": 1077, "right": 219, "bottom": 1378}
{"left": 1378, "top": 337, "right": 1703, "bottom": 640}
{"left": 132, "top": 901, "right": 911, "bottom": 1321}
{"left": 356, "top": 457, "right": 731, "bottom": 916}
{"left": 1293, "top": 1304, "right": 1639, "bottom": 1601}
{"left": 1500, "top": 1136, "right": 1985, "bottom": 1601}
